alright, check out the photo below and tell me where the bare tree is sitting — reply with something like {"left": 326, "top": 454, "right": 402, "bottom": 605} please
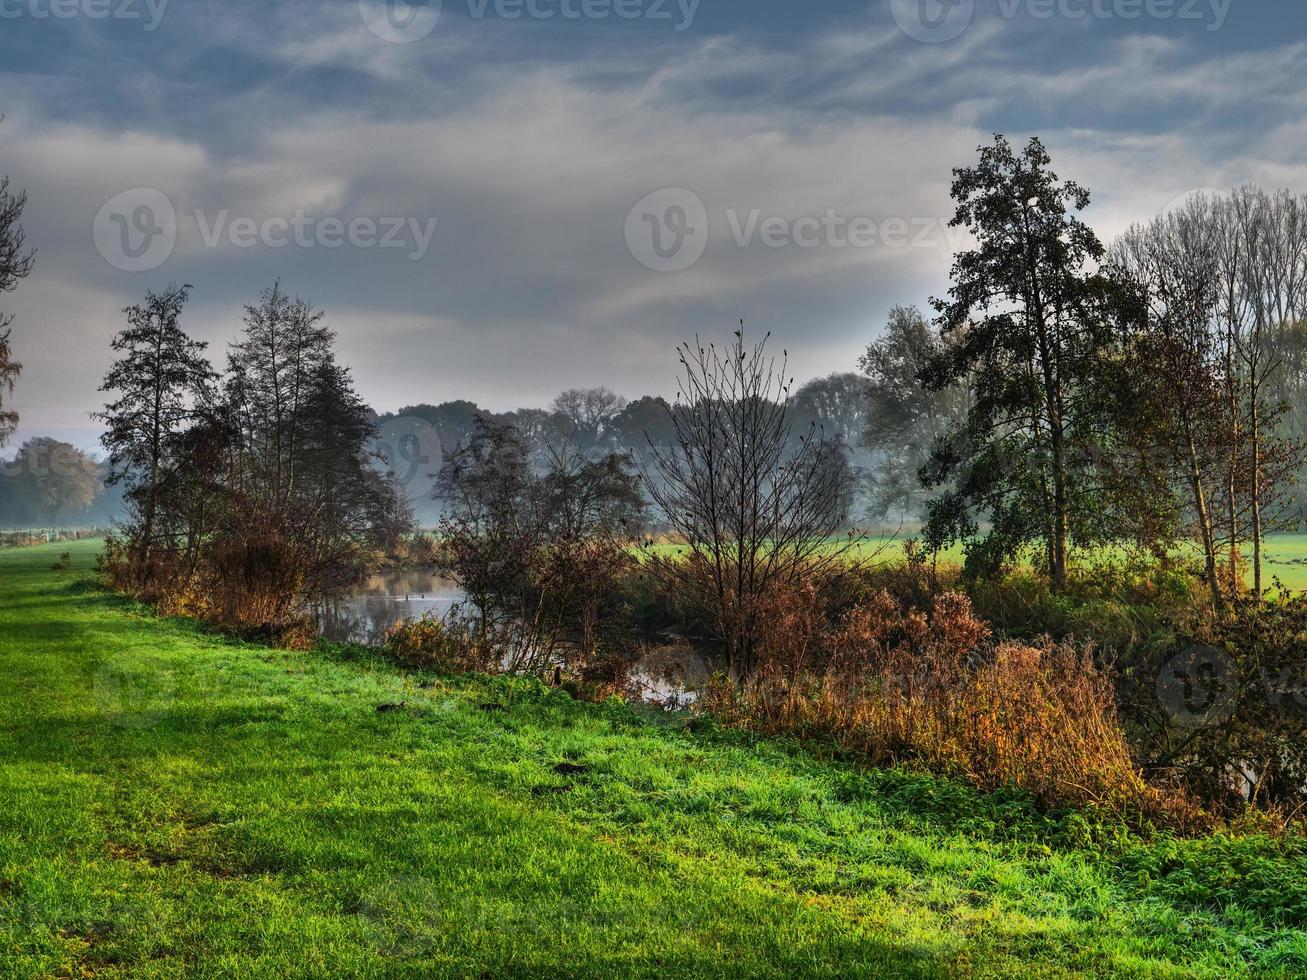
{"left": 1111, "top": 189, "right": 1307, "bottom": 603}
{"left": 551, "top": 386, "right": 627, "bottom": 438}
{"left": 0, "top": 167, "right": 35, "bottom": 446}
{"left": 1112, "top": 199, "right": 1231, "bottom": 606}
{"left": 642, "top": 327, "right": 861, "bottom": 678}
{"left": 1228, "top": 187, "right": 1307, "bottom": 593}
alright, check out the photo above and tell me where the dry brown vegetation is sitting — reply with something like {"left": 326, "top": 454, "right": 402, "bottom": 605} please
{"left": 702, "top": 577, "right": 1201, "bottom": 827}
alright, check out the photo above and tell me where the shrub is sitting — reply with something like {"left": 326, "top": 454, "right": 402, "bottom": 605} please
{"left": 383, "top": 613, "right": 493, "bottom": 674}
{"left": 704, "top": 578, "right": 1197, "bottom": 826}
{"left": 1134, "top": 593, "right": 1307, "bottom": 819}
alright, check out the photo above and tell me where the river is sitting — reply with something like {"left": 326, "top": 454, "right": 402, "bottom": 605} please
{"left": 317, "top": 568, "right": 717, "bottom": 704}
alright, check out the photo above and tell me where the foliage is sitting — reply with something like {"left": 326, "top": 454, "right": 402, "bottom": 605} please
{"left": 1126, "top": 593, "right": 1307, "bottom": 817}
{"left": 383, "top": 611, "right": 492, "bottom": 674}
{"left": 437, "top": 414, "right": 644, "bottom": 675}
{"left": 704, "top": 576, "right": 1192, "bottom": 824}
{"left": 859, "top": 306, "right": 970, "bottom": 521}
{"left": 0, "top": 438, "right": 103, "bottom": 525}
{"left": 96, "top": 282, "right": 408, "bottom": 635}
{"left": 921, "top": 135, "right": 1126, "bottom": 589}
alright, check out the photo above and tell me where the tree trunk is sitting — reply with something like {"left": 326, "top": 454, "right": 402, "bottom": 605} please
{"left": 1250, "top": 391, "right": 1263, "bottom": 595}
{"left": 1184, "top": 422, "right": 1225, "bottom": 612}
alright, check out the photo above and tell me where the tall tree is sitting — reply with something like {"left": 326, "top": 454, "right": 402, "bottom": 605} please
{"left": 922, "top": 135, "right": 1111, "bottom": 589}
{"left": 221, "top": 284, "right": 400, "bottom": 599}
{"left": 1228, "top": 187, "right": 1307, "bottom": 593}
{"left": 1110, "top": 200, "right": 1232, "bottom": 605}
{"left": 225, "top": 282, "right": 333, "bottom": 506}
{"left": 0, "top": 168, "right": 35, "bottom": 446}
{"left": 96, "top": 284, "right": 215, "bottom": 568}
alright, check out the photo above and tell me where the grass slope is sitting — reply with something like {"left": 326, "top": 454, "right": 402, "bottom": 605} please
{"left": 1, "top": 542, "right": 1305, "bottom": 978}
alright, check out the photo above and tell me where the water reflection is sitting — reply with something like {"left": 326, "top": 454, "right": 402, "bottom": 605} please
{"left": 317, "top": 571, "right": 725, "bottom": 705}
{"left": 317, "top": 569, "right": 464, "bottom": 645}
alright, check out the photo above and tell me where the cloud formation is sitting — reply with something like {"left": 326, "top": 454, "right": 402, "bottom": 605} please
{"left": 1, "top": 0, "right": 1305, "bottom": 452}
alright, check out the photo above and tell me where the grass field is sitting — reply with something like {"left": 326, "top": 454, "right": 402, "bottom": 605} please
{"left": 3, "top": 542, "right": 1307, "bottom": 977}
{"left": 646, "top": 533, "right": 1307, "bottom": 593}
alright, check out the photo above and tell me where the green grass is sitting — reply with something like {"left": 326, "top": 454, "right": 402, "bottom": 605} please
{"left": 2, "top": 542, "right": 1306, "bottom": 977}
{"left": 647, "top": 533, "right": 1307, "bottom": 592}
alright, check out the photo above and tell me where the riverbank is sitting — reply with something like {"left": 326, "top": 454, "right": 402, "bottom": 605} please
{"left": 2, "top": 541, "right": 1305, "bottom": 977}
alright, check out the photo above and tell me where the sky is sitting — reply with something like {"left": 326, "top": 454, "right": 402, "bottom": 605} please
{"left": 1, "top": 0, "right": 1305, "bottom": 454}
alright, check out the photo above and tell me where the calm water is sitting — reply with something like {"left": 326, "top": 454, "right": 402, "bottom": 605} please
{"left": 317, "top": 569, "right": 721, "bottom": 704}
{"left": 317, "top": 569, "right": 465, "bottom": 645}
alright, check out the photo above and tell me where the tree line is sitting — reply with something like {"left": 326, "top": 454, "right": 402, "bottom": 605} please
{"left": 96, "top": 283, "right": 410, "bottom": 636}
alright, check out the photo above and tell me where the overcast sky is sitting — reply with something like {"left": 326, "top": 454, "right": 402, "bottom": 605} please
{"left": 2, "top": 0, "right": 1305, "bottom": 454}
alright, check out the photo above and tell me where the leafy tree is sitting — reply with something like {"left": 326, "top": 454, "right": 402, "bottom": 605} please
{"left": 385, "top": 400, "right": 483, "bottom": 456}
{"left": 859, "top": 306, "right": 971, "bottom": 522}
{"left": 221, "top": 284, "right": 400, "bottom": 599}
{"left": 96, "top": 284, "right": 215, "bottom": 569}
{"left": 437, "top": 415, "right": 643, "bottom": 672}
{"left": 225, "top": 282, "right": 334, "bottom": 506}
{"left": 9, "top": 438, "right": 102, "bottom": 524}
{"left": 0, "top": 169, "right": 34, "bottom": 446}
{"left": 922, "top": 136, "right": 1114, "bottom": 589}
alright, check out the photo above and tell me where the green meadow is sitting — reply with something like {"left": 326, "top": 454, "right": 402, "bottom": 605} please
{"left": 2, "top": 541, "right": 1306, "bottom": 978}
{"left": 644, "top": 533, "right": 1307, "bottom": 593}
